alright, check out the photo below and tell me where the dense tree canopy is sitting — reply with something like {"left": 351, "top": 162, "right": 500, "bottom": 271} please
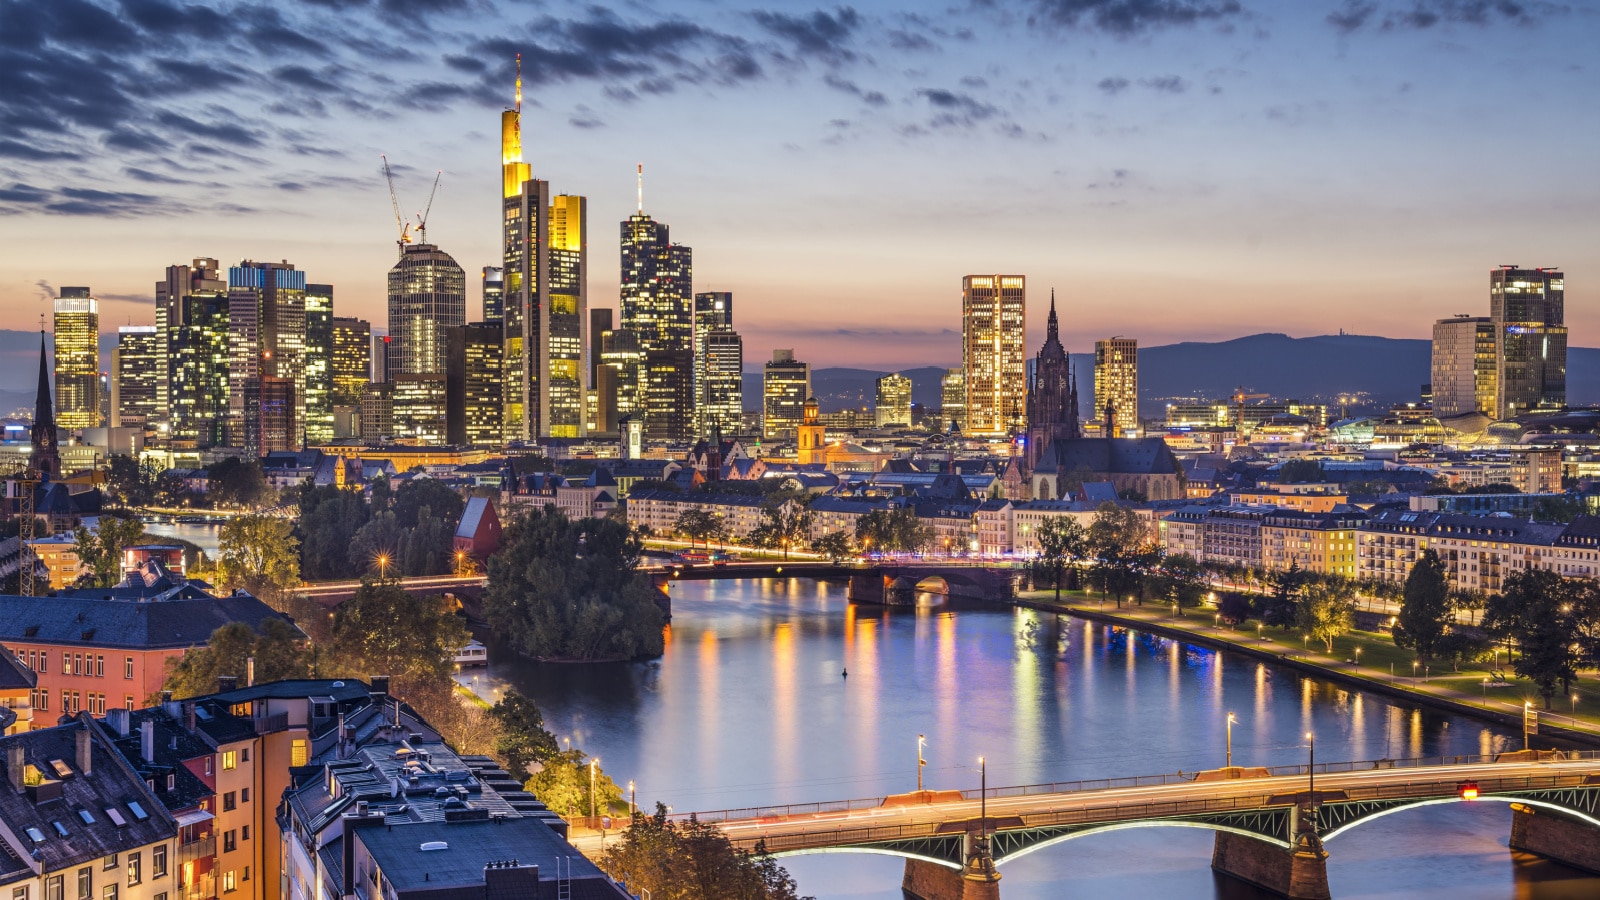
{"left": 1483, "top": 569, "right": 1586, "bottom": 708}
{"left": 1035, "top": 516, "right": 1087, "bottom": 600}
{"left": 853, "top": 506, "right": 932, "bottom": 554}
{"left": 483, "top": 507, "right": 665, "bottom": 661}
{"left": 73, "top": 516, "right": 146, "bottom": 588}
{"left": 211, "top": 514, "right": 301, "bottom": 608}
{"left": 329, "top": 579, "right": 467, "bottom": 698}
{"left": 164, "top": 619, "right": 309, "bottom": 700}
{"left": 603, "top": 805, "right": 811, "bottom": 900}
{"left": 1394, "top": 550, "right": 1452, "bottom": 662}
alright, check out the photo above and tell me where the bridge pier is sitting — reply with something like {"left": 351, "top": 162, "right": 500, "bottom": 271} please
{"left": 1212, "top": 811, "right": 1330, "bottom": 900}
{"left": 847, "top": 573, "right": 885, "bottom": 604}
{"left": 1509, "top": 803, "right": 1600, "bottom": 874}
{"left": 902, "top": 835, "right": 1001, "bottom": 900}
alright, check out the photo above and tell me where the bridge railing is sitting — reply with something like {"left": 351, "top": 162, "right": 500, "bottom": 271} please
{"left": 679, "top": 750, "right": 1600, "bottom": 825}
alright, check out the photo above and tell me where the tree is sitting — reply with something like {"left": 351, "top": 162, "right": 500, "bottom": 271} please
{"left": 349, "top": 511, "right": 406, "bottom": 577}
{"left": 1035, "top": 516, "right": 1087, "bottom": 601}
{"left": 1483, "top": 569, "right": 1582, "bottom": 709}
{"left": 526, "top": 749, "right": 625, "bottom": 821}
{"left": 675, "top": 508, "right": 721, "bottom": 549}
{"left": 486, "top": 690, "right": 561, "bottom": 782}
{"left": 1532, "top": 495, "right": 1589, "bottom": 524}
{"left": 330, "top": 579, "right": 467, "bottom": 699}
{"left": 205, "top": 457, "right": 274, "bottom": 509}
{"left": 483, "top": 507, "right": 666, "bottom": 661}
{"left": 214, "top": 514, "right": 301, "bottom": 608}
{"left": 163, "top": 618, "right": 309, "bottom": 699}
{"left": 1085, "top": 504, "right": 1152, "bottom": 606}
{"left": 1256, "top": 564, "right": 1308, "bottom": 628}
{"left": 853, "top": 507, "right": 932, "bottom": 555}
{"left": 1436, "top": 630, "right": 1491, "bottom": 672}
{"left": 73, "top": 516, "right": 146, "bottom": 587}
{"left": 603, "top": 804, "right": 811, "bottom": 900}
{"left": 1276, "top": 459, "right": 1325, "bottom": 484}
{"left": 105, "top": 455, "right": 159, "bottom": 508}
{"left": 1298, "top": 581, "right": 1355, "bottom": 653}
{"left": 1394, "top": 549, "right": 1452, "bottom": 663}
{"left": 810, "top": 531, "right": 854, "bottom": 564}
{"left": 1154, "top": 553, "right": 1208, "bottom": 612}
{"left": 296, "top": 485, "right": 371, "bottom": 581}
{"left": 749, "top": 498, "right": 814, "bottom": 560}
{"left": 392, "top": 478, "right": 466, "bottom": 530}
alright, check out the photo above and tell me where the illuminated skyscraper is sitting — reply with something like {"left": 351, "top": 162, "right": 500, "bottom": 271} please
{"left": 388, "top": 243, "right": 466, "bottom": 444}
{"left": 1489, "top": 266, "right": 1566, "bottom": 418}
{"left": 962, "top": 275, "right": 1026, "bottom": 435}
{"left": 482, "top": 266, "right": 504, "bottom": 325}
{"left": 331, "top": 317, "right": 372, "bottom": 406}
{"left": 601, "top": 328, "right": 644, "bottom": 420}
{"left": 448, "top": 323, "right": 505, "bottom": 448}
{"left": 159, "top": 259, "right": 227, "bottom": 446}
{"left": 702, "top": 330, "right": 743, "bottom": 439}
{"left": 52, "top": 287, "right": 101, "bottom": 430}
{"left": 940, "top": 368, "right": 965, "bottom": 432}
{"left": 693, "top": 291, "right": 732, "bottom": 434}
{"left": 111, "top": 326, "right": 162, "bottom": 429}
{"left": 501, "top": 58, "right": 588, "bottom": 439}
{"left": 874, "top": 373, "right": 912, "bottom": 428}
{"left": 622, "top": 168, "right": 693, "bottom": 440}
{"left": 228, "top": 261, "right": 308, "bottom": 453}
{"left": 1431, "top": 315, "right": 1496, "bottom": 418}
{"left": 304, "top": 283, "right": 335, "bottom": 445}
{"left": 643, "top": 349, "right": 695, "bottom": 443}
{"left": 1093, "top": 336, "right": 1138, "bottom": 437}
{"left": 763, "top": 349, "right": 810, "bottom": 439}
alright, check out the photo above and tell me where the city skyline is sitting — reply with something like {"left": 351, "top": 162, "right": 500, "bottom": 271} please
{"left": 1, "top": 2, "right": 1595, "bottom": 370}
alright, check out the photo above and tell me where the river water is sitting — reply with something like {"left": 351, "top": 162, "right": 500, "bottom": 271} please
{"left": 462, "top": 578, "right": 1598, "bottom": 899}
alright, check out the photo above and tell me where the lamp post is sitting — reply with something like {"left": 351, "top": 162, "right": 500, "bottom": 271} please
{"left": 978, "top": 756, "right": 987, "bottom": 839}
{"left": 1305, "top": 731, "right": 1316, "bottom": 830}
{"left": 1226, "top": 712, "right": 1237, "bottom": 769}
{"left": 376, "top": 553, "right": 390, "bottom": 579}
{"left": 917, "top": 734, "right": 927, "bottom": 793}
{"left": 628, "top": 780, "right": 636, "bottom": 818}
{"left": 589, "top": 758, "right": 599, "bottom": 821}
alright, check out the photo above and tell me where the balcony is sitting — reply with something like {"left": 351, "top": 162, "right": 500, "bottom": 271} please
{"left": 176, "top": 835, "right": 215, "bottom": 867}
{"left": 181, "top": 874, "right": 216, "bottom": 900}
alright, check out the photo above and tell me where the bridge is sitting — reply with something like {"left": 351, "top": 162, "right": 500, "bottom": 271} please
{"left": 578, "top": 752, "right": 1600, "bottom": 899}
{"left": 644, "top": 560, "right": 1021, "bottom": 607}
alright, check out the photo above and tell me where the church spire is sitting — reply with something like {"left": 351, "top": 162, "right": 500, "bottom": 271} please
{"left": 1047, "top": 289, "right": 1059, "bottom": 344}
{"left": 30, "top": 330, "right": 60, "bottom": 478}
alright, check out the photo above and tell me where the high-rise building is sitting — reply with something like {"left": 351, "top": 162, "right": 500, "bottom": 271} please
{"left": 940, "top": 367, "right": 965, "bottom": 432}
{"left": 52, "top": 287, "right": 101, "bottom": 430}
{"left": 331, "top": 317, "right": 372, "bottom": 406}
{"left": 501, "top": 61, "right": 587, "bottom": 440}
{"left": 447, "top": 323, "right": 505, "bottom": 448}
{"left": 643, "top": 349, "right": 695, "bottom": 442}
{"left": 1432, "top": 315, "right": 1496, "bottom": 418}
{"left": 482, "top": 265, "right": 504, "bottom": 325}
{"left": 360, "top": 382, "right": 394, "bottom": 443}
{"left": 158, "top": 259, "right": 227, "bottom": 443}
{"left": 304, "top": 283, "right": 335, "bottom": 445}
{"left": 962, "top": 275, "right": 1026, "bottom": 435}
{"left": 702, "top": 330, "right": 743, "bottom": 438}
{"left": 875, "top": 373, "right": 913, "bottom": 428}
{"left": 388, "top": 243, "right": 466, "bottom": 444}
{"left": 228, "top": 261, "right": 308, "bottom": 453}
{"left": 621, "top": 176, "right": 693, "bottom": 441}
{"left": 693, "top": 291, "right": 733, "bottom": 434}
{"left": 600, "top": 328, "right": 643, "bottom": 419}
{"left": 589, "top": 308, "right": 612, "bottom": 387}
{"left": 1489, "top": 266, "right": 1566, "bottom": 418}
{"left": 1094, "top": 336, "right": 1138, "bottom": 437}
{"left": 764, "top": 349, "right": 810, "bottom": 439}
{"left": 111, "top": 326, "right": 162, "bottom": 429}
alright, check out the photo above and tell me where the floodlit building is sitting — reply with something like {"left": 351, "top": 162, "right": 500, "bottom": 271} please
{"left": 330, "top": 316, "right": 372, "bottom": 407}
{"left": 388, "top": 244, "right": 466, "bottom": 444}
{"left": 1431, "top": 315, "right": 1496, "bottom": 419}
{"left": 1489, "top": 266, "right": 1566, "bottom": 418}
{"left": 160, "top": 260, "right": 229, "bottom": 447}
{"left": 228, "top": 261, "right": 308, "bottom": 453}
{"left": 304, "top": 283, "right": 335, "bottom": 445}
{"left": 112, "top": 326, "right": 163, "bottom": 429}
{"left": 763, "top": 349, "right": 811, "bottom": 439}
{"left": 962, "top": 275, "right": 1026, "bottom": 435}
{"left": 1094, "top": 337, "right": 1139, "bottom": 437}
{"left": 875, "top": 372, "right": 912, "bottom": 428}
{"left": 940, "top": 367, "right": 965, "bottom": 432}
{"left": 53, "top": 287, "right": 101, "bottom": 430}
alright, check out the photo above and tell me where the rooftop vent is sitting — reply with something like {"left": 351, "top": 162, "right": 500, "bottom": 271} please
{"left": 420, "top": 841, "right": 448, "bottom": 852}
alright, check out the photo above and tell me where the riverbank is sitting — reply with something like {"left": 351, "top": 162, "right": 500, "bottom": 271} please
{"left": 1015, "top": 590, "right": 1600, "bottom": 749}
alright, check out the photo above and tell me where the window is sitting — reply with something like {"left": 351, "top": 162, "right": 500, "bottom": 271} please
{"left": 290, "top": 739, "right": 308, "bottom": 767}
{"left": 95, "top": 656, "right": 104, "bottom": 678}
{"left": 240, "top": 788, "right": 249, "bottom": 803}
{"left": 221, "top": 872, "right": 235, "bottom": 894}
{"left": 204, "top": 758, "right": 213, "bottom": 776}
{"left": 104, "top": 854, "right": 117, "bottom": 871}
{"left": 240, "top": 748, "right": 249, "bottom": 763}
{"left": 166, "top": 774, "right": 175, "bottom": 790}
{"left": 124, "top": 696, "right": 133, "bottom": 711}
{"left": 46, "top": 876, "right": 63, "bottom": 900}
{"left": 222, "top": 792, "right": 235, "bottom": 812}
{"left": 240, "top": 825, "right": 249, "bottom": 841}
{"left": 14, "top": 886, "right": 29, "bottom": 900}
{"left": 241, "top": 869, "right": 249, "bottom": 884}
{"left": 102, "top": 886, "right": 116, "bottom": 900}
{"left": 152, "top": 845, "right": 167, "bottom": 878}
{"left": 77, "top": 868, "right": 91, "bottom": 900}
{"left": 221, "top": 751, "right": 236, "bottom": 771}
{"left": 124, "top": 657, "right": 133, "bottom": 679}
{"left": 125, "top": 853, "right": 140, "bottom": 887}
{"left": 39, "top": 651, "right": 47, "bottom": 674}
{"left": 223, "top": 831, "right": 236, "bottom": 853}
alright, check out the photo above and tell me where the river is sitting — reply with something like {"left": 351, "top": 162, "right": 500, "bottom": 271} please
{"left": 459, "top": 577, "right": 1598, "bottom": 899}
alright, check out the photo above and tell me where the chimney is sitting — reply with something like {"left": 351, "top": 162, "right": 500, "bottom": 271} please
{"left": 216, "top": 675, "right": 237, "bottom": 693}
{"left": 75, "top": 726, "right": 92, "bottom": 776}
{"left": 7, "top": 744, "right": 23, "bottom": 791}
{"left": 246, "top": 656, "right": 255, "bottom": 688}
{"left": 369, "top": 675, "right": 390, "bottom": 697}
{"left": 340, "top": 806, "right": 388, "bottom": 897}
{"left": 107, "top": 708, "right": 130, "bottom": 737}
{"left": 140, "top": 720, "right": 155, "bottom": 764}
{"left": 182, "top": 702, "right": 196, "bottom": 734}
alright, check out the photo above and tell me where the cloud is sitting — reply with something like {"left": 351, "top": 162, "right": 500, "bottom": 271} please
{"left": 1023, "top": 0, "right": 1244, "bottom": 36}
{"left": 1327, "top": 0, "right": 1535, "bottom": 33}
{"left": 751, "top": 6, "right": 863, "bottom": 63}
{"left": 916, "top": 87, "right": 1000, "bottom": 128}
{"left": 1143, "top": 74, "right": 1187, "bottom": 92}
{"left": 825, "top": 73, "right": 889, "bottom": 106}
{"left": 0, "top": 140, "right": 82, "bottom": 162}
{"left": 0, "top": 182, "right": 186, "bottom": 217}
{"left": 1097, "top": 76, "right": 1132, "bottom": 94}
{"left": 569, "top": 107, "right": 605, "bottom": 129}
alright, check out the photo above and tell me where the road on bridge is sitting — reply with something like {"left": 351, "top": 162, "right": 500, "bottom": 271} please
{"left": 568, "top": 754, "right": 1600, "bottom": 859}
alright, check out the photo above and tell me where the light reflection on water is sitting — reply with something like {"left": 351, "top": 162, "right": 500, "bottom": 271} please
{"left": 472, "top": 578, "right": 1598, "bottom": 899}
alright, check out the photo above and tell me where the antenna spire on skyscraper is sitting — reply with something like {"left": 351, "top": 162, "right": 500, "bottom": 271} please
{"left": 515, "top": 53, "right": 522, "bottom": 112}
{"left": 637, "top": 163, "right": 643, "bottom": 214}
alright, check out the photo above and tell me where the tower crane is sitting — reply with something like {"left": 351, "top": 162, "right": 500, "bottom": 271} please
{"left": 414, "top": 170, "right": 442, "bottom": 246}
{"left": 1231, "top": 386, "right": 1269, "bottom": 431}
{"left": 380, "top": 154, "right": 412, "bottom": 257}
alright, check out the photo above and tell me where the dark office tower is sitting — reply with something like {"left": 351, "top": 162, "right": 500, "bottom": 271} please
{"left": 228, "top": 261, "right": 308, "bottom": 453}
{"left": 304, "top": 283, "right": 334, "bottom": 445}
{"left": 447, "top": 323, "right": 505, "bottom": 448}
{"left": 643, "top": 349, "right": 695, "bottom": 442}
{"left": 1490, "top": 266, "right": 1566, "bottom": 418}
{"left": 111, "top": 326, "right": 162, "bottom": 429}
{"left": 502, "top": 61, "right": 587, "bottom": 439}
{"left": 388, "top": 243, "right": 466, "bottom": 445}
{"left": 331, "top": 317, "right": 372, "bottom": 406}
{"left": 589, "top": 307, "right": 612, "bottom": 387}
{"left": 702, "top": 330, "right": 743, "bottom": 438}
{"left": 482, "top": 266, "right": 504, "bottom": 325}
{"left": 373, "top": 335, "right": 391, "bottom": 384}
{"left": 601, "top": 327, "right": 643, "bottom": 418}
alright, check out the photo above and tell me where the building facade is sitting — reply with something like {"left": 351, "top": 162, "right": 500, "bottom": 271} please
{"left": 940, "top": 367, "right": 965, "bottom": 432}
{"left": 1094, "top": 337, "right": 1139, "bottom": 437}
{"left": 54, "top": 288, "right": 101, "bottom": 430}
{"left": 961, "top": 275, "right": 1026, "bottom": 436}
{"left": 228, "top": 262, "right": 308, "bottom": 454}
{"left": 702, "top": 330, "right": 744, "bottom": 439}
{"left": 446, "top": 324, "right": 505, "bottom": 448}
{"left": 329, "top": 317, "right": 371, "bottom": 407}
{"left": 874, "top": 373, "right": 912, "bottom": 428}
{"left": 387, "top": 245, "right": 466, "bottom": 444}
{"left": 162, "top": 261, "right": 229, "bottom": 448}
{"left": 303, "top": 284, "right": 335, "bottom": 446}
{"left": 111, "top": 326, "right": 162, "bottom": 429}
{"left": 1490, "top": 266, "right": 1566, "bottom": 418}
{"left": 763, "top": 350, "right": 811, "bottom": 439}
{"left": 1431, "top": 315, "right": 1496, "bottom": 419}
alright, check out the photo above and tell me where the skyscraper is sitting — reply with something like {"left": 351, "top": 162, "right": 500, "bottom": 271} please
{"left": 331, "top": 317, "right": 372, "bottom": 407}
{"left": 447, "top": 323, "right": 505, "bottom": 448}
{"left": 702, "top": 331, "right": 743, "bottom": 439}
{"left": 643, "top": 349, "right": 695, "bottom": 443}
{"left": 388, "top": 243, "right": 466, "bottom": 444}
{"left": 764, "top": 349, "right": 811, "bottom": 439}
{"left": 693, "top": 291, "right": 733, "bottom": 434}
{"left": 482, "top": 266, "right": 504, "bottom": 325}
{"left": 1094, "top": 336, "right": 1138, "bottom": 437}
{"left": 228, "top": 261, "right": 308, "bottom": 453}
{"left": 1490, "top": 266, "right": 1566, "bottom": 418}
{"left": 600, "top": 327, "right": 644, "bottom": 421}
{"left": 160, "top": 259, "right": 228, "bottom": 446}
{"left": 1431, "top": 315, "right": 1496, "bottom": 419}
{"left": 304, "top": 283, "right": 335, "bottom": 445}
{"left": 940, "top": 367, "right": 965, "bottom": 432}
{"left": 111, "top": 326, "right": 162, "bottom": 429}
{"left": 962, "top": 275, "right": 1026, "bottom": 435}
{"left": 621, "top": 167, "right": 693, "bottom": 441}
{"left": 52, "top": 287, "right": 100, "bottom": 430}
{"left": 502, "top": 59, "right": 587, "bottom": 440}
{"left": 875, "top": 373, "right": 912, "bottom": 428}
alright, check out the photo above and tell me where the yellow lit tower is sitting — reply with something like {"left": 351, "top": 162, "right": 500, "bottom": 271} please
{"left": 501, "top": 55, "right": 588, "bottom": 440}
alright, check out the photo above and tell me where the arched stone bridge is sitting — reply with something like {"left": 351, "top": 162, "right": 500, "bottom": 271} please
{"left": 592, "top": 752, "right": 1600, "bottom": 899}
{"left": 644, "top": 560, "right": 1022, "bottom": 607}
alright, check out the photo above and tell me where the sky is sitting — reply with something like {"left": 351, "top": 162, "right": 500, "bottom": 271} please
{"left": 0, "top": 0, "right": 1596, "bottom": 371}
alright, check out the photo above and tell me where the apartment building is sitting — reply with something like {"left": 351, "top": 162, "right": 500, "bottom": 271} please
{"left": 1357, "top": 509, "right": 1566, "bottom": 593}
{"left": 1260, "top": 509, "right": 1367, "bottom": 579}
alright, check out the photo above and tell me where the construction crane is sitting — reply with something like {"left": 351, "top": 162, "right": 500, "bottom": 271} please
{"left": 380, "top": 154, "right": 412, "bottom": 257}
{"left": 17, "top": 466, "right": 38, "bottom": 595}
{"left": 1231, "top": 386, "right": 1269, "bottom": 431}
{"left": 414, "top": 170, "right": 442, "bottom": 246}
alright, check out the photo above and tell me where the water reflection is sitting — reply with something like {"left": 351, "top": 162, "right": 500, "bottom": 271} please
{"left": 476, "top": 578, "right": 1597, "bottom": 899}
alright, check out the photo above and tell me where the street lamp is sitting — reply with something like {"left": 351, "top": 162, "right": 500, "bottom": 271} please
{"left": 376, "top": 553, "right": 390, "bottom": 579}
{"left": 1226, "top": 712, "right": 1237, "bottom": 769}
{"left": 590, "top": 757, "right": 599, "bottom": 821}
{"left": 1354, "top": 646, "right": 1362, "bottom": 666}
{"left": 977, "top": 756, "right": 987, "bottom": 839}
{"left": 917, "top": 734, "right": 927, "bottom": 793}
{"left": 1305, "top": 731, "right": 1316, "bottom": 830}
{"left": 628, "top": 780, "right": 636, "bottom": 817}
